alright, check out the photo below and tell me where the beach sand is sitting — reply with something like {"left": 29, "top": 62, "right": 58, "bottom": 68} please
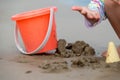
{"left": 1, "top": 39, "right": 120, "bottom": 80}
{"left": 1, "top": 56, "right": 120, "bottom": 80}
{"left": 0, "top": 0, "right": 120, "bottom": 80}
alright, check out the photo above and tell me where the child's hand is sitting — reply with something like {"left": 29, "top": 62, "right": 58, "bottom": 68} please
{"left": 112, "top": 0, "right": 120, "bottom": 5}
{"left": 72, "top": 6, "right": 100, "bottom": 25}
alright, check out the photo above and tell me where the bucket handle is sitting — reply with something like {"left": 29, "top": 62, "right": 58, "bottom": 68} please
{"left": 14, "top": 8, "right": 54, "bottom": 54}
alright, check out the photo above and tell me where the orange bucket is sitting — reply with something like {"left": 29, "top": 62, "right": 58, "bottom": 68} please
{"left": 11, "top": 7, "right": 58, "bottom": 54}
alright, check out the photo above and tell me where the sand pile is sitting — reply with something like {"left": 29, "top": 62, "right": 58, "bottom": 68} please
{"left": 55, "top": 39, "right": 95, "bottom": 58}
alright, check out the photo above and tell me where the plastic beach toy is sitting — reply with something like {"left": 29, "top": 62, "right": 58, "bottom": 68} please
{"left": 106, "top": 41, "right": 120, "bottom": 63}
{"left": 11, "top": 7, "right": 58, "bottom": 54}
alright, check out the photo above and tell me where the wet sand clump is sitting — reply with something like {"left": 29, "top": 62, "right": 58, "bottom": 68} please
{"left": 38, "top": 61, "right": 69, "bottom": 73}
{"left": 25, "top": 70, "right": 32, "bottom": 74}
{"left": 55, "top": 39, "right": 95, "bottom": 58}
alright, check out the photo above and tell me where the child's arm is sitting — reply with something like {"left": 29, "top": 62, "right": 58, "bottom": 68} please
{"left": 86, "top": 0, "right": 106, "bottom": 27}
{"left": 112, "top": 0, "right": 120, "bottom": 5}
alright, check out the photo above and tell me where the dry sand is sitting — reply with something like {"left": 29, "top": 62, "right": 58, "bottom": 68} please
{"left": 1, "top": 39, "right": 120, "bottom": 80}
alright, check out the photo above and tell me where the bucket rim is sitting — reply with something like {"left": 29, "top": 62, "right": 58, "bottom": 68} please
{"left": 11, "top": 6, "right": 57, "bottom": 21}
